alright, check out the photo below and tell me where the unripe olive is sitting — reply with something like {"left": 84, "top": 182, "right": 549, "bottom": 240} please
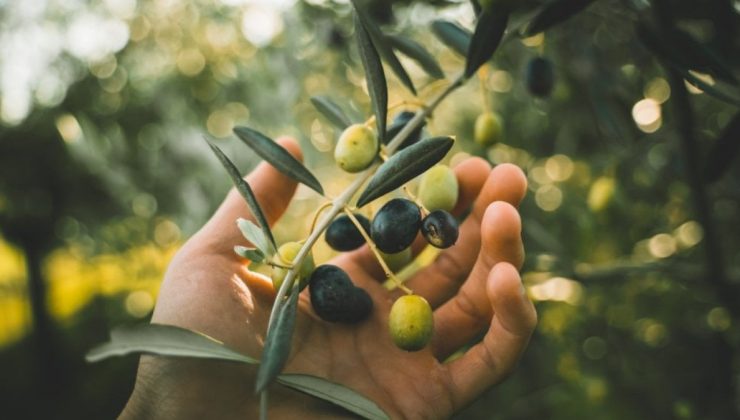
{"left": 474, "top": 112, "right": 503, "bottom": 147}
{"left": 421, "top": 210, "right": 459, "bottom": 249}
{"left": 525, "top": 57, "right": 554, "bottom": 98}
{"left": 417, "top": 165, "right": 458, "bottom": 212}
{"left": 309, "top": 264, "right": 373, "bottom": 323}
{"left": 271, "top": 242, "right": 314, "bottom": 292}
{"left": 385, "top": 111, "right": 424, "bottom": 150}
{"left": 371, "top": 198, "right": 421, "bottom": 254}
{"left": 380, "top": 247, "right": 412, "bottom": 272}
{"left": 334, "top": 124, "right": 378, "bottom": 173}
{"left": 388, "top": 295, "right": 433, "bottom": 352}
{"left": 325, "top": 214, "right": 371, "bottom": 251}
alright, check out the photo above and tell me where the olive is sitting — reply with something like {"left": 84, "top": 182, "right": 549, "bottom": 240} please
{"left": 385, "top": 111, "right": 425, "bottom": 150}
{"left": 325, "top": 214, "right": 371, "bottom": 251}
{"left": 308, "top": 265, "right": 373, "bottom": 323}
{"left": 421, "top": 210, "right": 459, "bottom": 249}
{"left": 474, "top": 112, "right": 503, "bottom": 146}
{"left": 380, "top": 247, "right": 412, "bottom": 272}
{"left": 417, "top": 165, "right": 458, "bottom": 212}
{"left": 388, "top": 295, "right": 433, "bottom": 352}
{"left": 334, "top": 124, "right": 378, "bottom": 173}
{"left": 371, "top": 198, "right": 421, "bottom": 254}
{"left": 271, "top": 242, "right": 314, "bottom": 292}
{"left": 525, "top": 57, "right": 554, "bottom": 98}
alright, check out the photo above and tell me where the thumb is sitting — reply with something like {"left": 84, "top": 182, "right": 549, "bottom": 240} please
{"left": 196, "top": 136, "right": 302, "bottom": 255}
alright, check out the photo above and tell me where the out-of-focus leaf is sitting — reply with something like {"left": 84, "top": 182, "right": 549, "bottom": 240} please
{"left": 387, "top": 34, "right": 445, "bottom": 80}
{"left": 207, "top": 141, "right": 276, "bottom": 250}
{"left": 278, "top": 374, "right": 390, "bottom": 420}
{"left": 526, "top": 0, "right": 597, "bottom": 36}
{"left": 238, "top": 218, "right": 274, "bottom": 256}
{"left": 465, "top": 9, "right": 509, "bottom": 78}
{"left": 682, "top": 71, "right": 740, "bottom": 107}
{"left": 233, "top": 126, "right": 324, "bottom": 195}
{"left": 85, "top": 324, "right": 259, "bottom": 364}
{"left": 470, "top": 0, "right": 482, "bottom": 16}
{"left": 704, "top": 113, "right": 740, "bottom": 183}
{"left": 431, "top": 20, "right": 472, "bottom": 57}
{"left": 350, "top": 0, "right": 416, "bottom": 95}
{"left": 310, "top": 96, "right": 352, "bottom": 129}
{"left": 234, "top": 245, "right": 265, "bottom": 263}
{"left": 255, "top": 289, "right": 300, "bottom": 393}
{"left": 357, "top": 136, "right": 454, "bottom": 207}
{"left": 354, "top": 12, "right": 388, "bottom": 142}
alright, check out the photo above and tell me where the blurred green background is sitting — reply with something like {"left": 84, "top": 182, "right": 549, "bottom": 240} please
{"left": 1, "top": 0, "right": 739, "bottom": 418}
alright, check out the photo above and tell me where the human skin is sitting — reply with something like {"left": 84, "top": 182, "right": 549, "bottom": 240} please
{"left": 120, "top": 137, "right": 537, "bottom": 419}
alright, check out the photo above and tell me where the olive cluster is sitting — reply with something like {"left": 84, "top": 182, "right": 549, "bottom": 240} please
{"left": 268, "top": 112, "right": 462, "bottom": 351}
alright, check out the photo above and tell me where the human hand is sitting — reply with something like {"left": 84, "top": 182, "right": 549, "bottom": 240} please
{"left": 121, "top": 137, "right": 537, "bottom": 419}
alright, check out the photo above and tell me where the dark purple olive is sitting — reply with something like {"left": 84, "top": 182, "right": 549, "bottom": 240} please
{"left": 309, "top": 265, "right": 373, "bottom": 323}
{"left": 525, "top": 57, "right": 554, "bottom": 98}
{"left": 325, "top": 214, "right": 371, "bottom": 251}
{"left": 371, "top": 198, "right": 421, "bottom": 254}
{"left": 384, "top": 111, "right": 425, "bottom": 150}
{"left": 421, "top": 210, "right": 459, "bottom": 249}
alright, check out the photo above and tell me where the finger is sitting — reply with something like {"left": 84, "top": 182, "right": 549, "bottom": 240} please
{"left": 194, "top": 137, "right": 302, "bottom": 255}
{"left": 405, "top": 163, "right": 527, "bottom": 307}
{"left": 444, "top": 263, "right": 537, "bottom": 410}
{"left": 431, "top": 201, "right": 523, "bottom": 358}
{"left": 347, "top": 157, "right": 491, "bottom": 279}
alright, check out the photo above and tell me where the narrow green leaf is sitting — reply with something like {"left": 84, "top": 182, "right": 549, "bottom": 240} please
{"left": 85, "top": 324, "right": 259, "bottom": 365}
{"left": 465, "top": 9, "right": 509, "bottom": 78}
{"left": 238, "top": 218, "right": 274, "bottom": 256}
{"left": 354, "top": 12, "right": 388, "bottom": 142}
{"left": 431, "top": 20, "right": 472, "bottom": 57}
{"left": 682, "top": 71, "right": 740, "bottom": 108}
{"left": 207, "top": 141, "right": 277, "bottom": 250}
{"left": 526, "top": 0, "right": 597, "bottom": 36}
{"left": 233, "top": 126, "right": 324, "bottom": 195}
{"left": 310, "top": 96, "right": 353, "bottom": 129}
{"left": 357, "top": 136, "right": 454, "bottom": 207}
{"left": 704, "top": 113, "right": 740, "bottom": 183}
{"left": 256, "top": 289, "right": 300, "bottom": 393}
{"left": 278, "top": 374, "right": 390, "bottom": 420}
{"left": 387, "top": 34, "right": 445, "bottom": 80}
{"left": 234, "top": 245, "right": 265, "bottom": 263}
{"left": 350, "top": 0, "right": 417, "bottom": 95}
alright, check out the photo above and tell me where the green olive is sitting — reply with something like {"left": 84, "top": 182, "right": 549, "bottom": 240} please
{"left": 474, "top": 112, "right": 503, "bottom": 146}
{"left": 417, "top": 165, "right": 458, "bottom": 212}
{"left": 271, "top": 241, "right": 314, "bottom": 292}
{"left": 380, "top": 248, "right": 412, "bottom": 272}
{"left": 388, "top": 295, "right": 433, "bottom": 352}
{"left": 334, "top": 124, "right": 378, "bottom": 173}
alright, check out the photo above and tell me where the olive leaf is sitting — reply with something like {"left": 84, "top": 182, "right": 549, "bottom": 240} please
{"left": 234, "top": 245, "right": 265, "bottom": 263}
{"left": 238, "top": 218, "right": 275, "bottom": 256}
{"left": 310, "top": 95, "right": 353, "bottom": 129}
{"left": 354, "top": 12, "right": 388, "bottom": 142}
{"left": 85, "top": 323, "right": 259, "bottom": 364}
{"left": 387, "top": 34, "right": 445, "bottom": 80}
{"left": 350, "top": 0, "right": 417, "bottom": 96}
{"left": 278, "top": 374, "right": 390, "bottom": 420}
{"left": 470, "top": 0, "right": 482, "bottom": 17}
{"left": 431, "top": 20, "right": 472, "bottom": 57}
{"left": 207, "top": 141, "right": 277, "bottom": 250}
{"left": 704, "top": 113, "right": 740, "bottom": 183}
{"left": 255, "top": 288, "right": 300, "bottom": 393}
{"left": 525, "top": 0, "right": 597, "bottom": 36}
{"left": 465, "top": 9, "right": 509, "bottom": 78}
{"left": 357, "top": 136, "right": 454, "bottom": 207}
{"left": 682, "top": 71, "right": 740, "bottom": 108}
{"left": 233, "top": 126, "right": 324, "bottom": 195}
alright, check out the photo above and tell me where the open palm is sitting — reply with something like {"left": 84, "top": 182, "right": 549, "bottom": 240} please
{"left": 122, "top": 138, "right": 537, "bottom": 419}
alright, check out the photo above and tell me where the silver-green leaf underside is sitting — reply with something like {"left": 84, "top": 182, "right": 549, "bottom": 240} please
{"left": 255, "top": 289, "right": 300, "bottom": 393}
{"left": 233, "top": 126, "right": 324, "bottom": 195}
{"left": 357, "top": 136, "right": 454, "bottom": 207}
{"left": 85, "top": 323, "right": 259, "bottom": 364}
{"left": 238, "top": 218, "right": 275, "bottom": 257}
{"left": 234, "top": 245, "right": 265, "bottom": 263}
{"left": 278, "top": 374, "right": 390, "bottom": 420}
